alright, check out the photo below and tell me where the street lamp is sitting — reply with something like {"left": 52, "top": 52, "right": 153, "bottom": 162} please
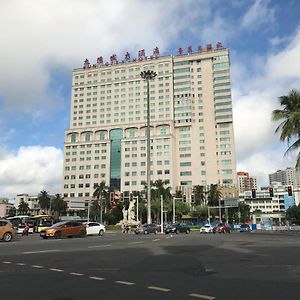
{"left": 140, "top": 70, "right": 157, "bottom": 224}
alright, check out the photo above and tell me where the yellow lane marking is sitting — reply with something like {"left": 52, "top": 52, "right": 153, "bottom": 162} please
{"left": 115, "top": 280, "right": 135, "bottom": 285}
{"left": 69, "top": 272, "right": 84, "bottom": 276}
{"left": 31, "top": 265, "right": 43, "bottom": 268}
{"left": 49, "top": 268, "right": 64, "bottom": 272}
{"left": 89, "top": 276, "right": 106, "bottom": 281}
{"left": 189, "top": 293, "right": 216, "bottom": 299}
{"left": 147, "top": 286, "right": 171, "bottom": 292}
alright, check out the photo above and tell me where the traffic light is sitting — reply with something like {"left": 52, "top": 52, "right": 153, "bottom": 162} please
{"left": 183, "top": 194, "right": 186, "bottom": 202}
{"left": 288, "top": 186, "right": 293, "bottom": 196}
{"left": 191, "top": 194, "right": 195, "bottom": 203}
{"left": 251, "top": 188, "right": 256, "bottom": 198}
{"left": 269, "top": 187, "right": 274, "bottom": 197}
{"left": 110, "top": 192, "right": 115, "bottom": 204}
{"left": 120, "top": 192, "right": 124, "bottom": 202}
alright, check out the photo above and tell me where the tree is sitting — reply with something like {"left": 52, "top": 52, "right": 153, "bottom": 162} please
{"left": 38, "top": 190, "right": 51, "bottom": 211}
{"left": 151, "top": 179, "right": 172, "bottom": 201}
{"left": 286, "top": 205, "right": 300, "bottom": 223}
{"left": 207, "top": 184, "right": 222, "bottom": 206}
{"left": 18, "top": 200, "right": 30, "bottom": 214}
{"left": 272, "top": 89, "right": 300, "bottom": 169}
{"left": 51, "top": 194, "right": 66, "bottom": 221}
{"left": 93, "top": 181, "right": 109, "bottom": 223}
{"left": 193, "top": 185, "right": 206, "bottom": 206}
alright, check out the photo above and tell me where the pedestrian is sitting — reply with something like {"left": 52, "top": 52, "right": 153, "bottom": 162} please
{"left": 22, "top": 223, "right": 30, "bottom": 236}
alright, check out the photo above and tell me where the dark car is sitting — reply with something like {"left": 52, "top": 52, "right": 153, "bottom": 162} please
{"left": 213, "top": 223, "right": 231, "bottom": 234}
{"left": 239, "top": 223, "right": 251, "bottom": 232}
{"left": 134, "top": 223, "right": 160, "bottom": 234}
{"left": 164, "top": 223, "right": 191, "bottom": 234}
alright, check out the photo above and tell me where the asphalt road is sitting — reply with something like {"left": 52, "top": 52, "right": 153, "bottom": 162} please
{"left": 1, "top": 231, "right": 300, "bottom": 300}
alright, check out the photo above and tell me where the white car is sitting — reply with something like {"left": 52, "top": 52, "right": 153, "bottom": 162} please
{"left": 200, "top": 224, "right": 214, "bottom": 233}
{"left": 17, "top": 224, "right": 34, "bottom": 234}
{"left": 84, "top": 222, "right": 105, "bottom": 236}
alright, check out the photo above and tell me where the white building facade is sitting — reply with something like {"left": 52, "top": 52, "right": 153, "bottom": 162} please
{"left": 62, "top": 44, "right": 237, "bottom": 204}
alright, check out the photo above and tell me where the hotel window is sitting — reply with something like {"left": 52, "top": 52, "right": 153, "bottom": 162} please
{"left": 85, "top": 132, "right": 91, "bottom": 142}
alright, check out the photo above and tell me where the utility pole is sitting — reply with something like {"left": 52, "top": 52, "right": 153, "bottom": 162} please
{"left": 140, "top": 70, "right": 157, "bottom": 224}
{"left": 172, "top": 196, "right": 176, "bottom": 224}
{"left": 87, "top": 199, "right": 90, "bottom": 222}
{"left": 160, "top": 195, "right": 164, "bottom": 233}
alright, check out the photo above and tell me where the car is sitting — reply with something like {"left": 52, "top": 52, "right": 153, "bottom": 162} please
{"left": 213, "top": 223, "right": 231, "bottom": 234}
{"left": 134, "top": 223, "right": 160, "bottom": 234}
{"left": 239, "top": 223, "right": 251, "bottom": 232}
{"left": 164, "top": 223, "right": 191, "bottom": 234}
{"left": 17, "top": 223, "right": 34, "bottom": 234}
{"left": 200, "top": 224, "right": 214, "bottom": 233}
{"left": 0, "top": 220, "right": 16, "bottom": 242}
{"left": 84, "top": 222, "right": 105, "bottom": 236}
{"left": 40, "top": 221, "right": 86, "bottom": 239}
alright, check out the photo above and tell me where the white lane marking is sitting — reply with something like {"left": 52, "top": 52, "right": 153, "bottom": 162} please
{"left": 69, "top": 272, "right": 84, "bottom": 276}
{"left": 152, "top": 239, "right": 160, "bottom": 242}
{"left": 88, "top": 244, "right": 112, "bottom": 249}
{"left": 129, "top": 241, "right": 144, "bottom": 244}
{"left": 89, "top": 276, "right": 106, "bottom": 281}
{"left": 31, "top": 265, "right": 43, "bottom": 268}
{"left": 49, "top": 268, "right": 64, "bottom": 272}
{"left": 115, "top": 280, "right": 135, "bottom": 286}
{"left": 3, "top": 261, "right": 12, "bottom": 264}
{"left": 147, "top": 286, "right": 171, "bottom": 292}
{"left": 16, "top": 263, "right": 26, "bottom": 266}
{"left": 189, "top": 293, "right": 216, "bottom": 300}
{"left": 23, "top": 249, "right": 61, "bottom": 254}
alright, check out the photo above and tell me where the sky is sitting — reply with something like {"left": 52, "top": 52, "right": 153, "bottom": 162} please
{"left": 1, "top": 0, "right": 300, "bottom": 199}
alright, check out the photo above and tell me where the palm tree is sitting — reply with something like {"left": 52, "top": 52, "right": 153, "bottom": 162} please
{"left": 38, "top": 190, "right": 51, "bottom": 212}
{"left": 272, "top": 89, "right": 300, "bottom": 169}
{"left": 151, "top": 179, "right": 172, "bottom": 200}
{"left": 51, "top": 194, "right": 66, "bottom": 221}
{"left": 207, "top": 184, "right": 222, "bottom": 206}
{"left": 18, "top": 200, "right": 30, "bottom": 214}
{"left": 93, "top": 181, "right": 109, "bottom": 223}
{"left": 193, "top": 185, "right": 206, "bottom": 206}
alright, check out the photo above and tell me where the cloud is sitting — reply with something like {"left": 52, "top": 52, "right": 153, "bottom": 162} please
{"left": 232, "top": 28, "right": 300, "bottom": 186}
{"left": 241, "top": 0, "right": 275, "bottom": 30}
{"left": 0, "top": 0, "right": 211, "bottom": 114}
{"left": 0, "top": 146, "right": 63, "bottom": 198}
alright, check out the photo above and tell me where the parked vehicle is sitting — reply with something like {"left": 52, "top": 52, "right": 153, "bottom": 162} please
{"left": 213, "top": 223, "right": 231, "bottom": 234}
{"left": 239, "top": 223, "right": 251, "bottom": 232}
{"left": 134, "top": 223, "right": 160, "bottom": 234}
{"left": 0, "top": 220, "right": 16, "bottom": 242}
{"left": 84, "top": 222, "right": 105, "bottom": 236}
{"left": 164, "top": 223, "right": 191, "bottom": 234}
{"left": 200, "top": 224, "right": 214, "bottom": 233}
{"left": 40, "top": 221, "right": 86, "bottom": 239}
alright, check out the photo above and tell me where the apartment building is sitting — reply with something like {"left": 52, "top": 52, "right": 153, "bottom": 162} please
{"left": 62, "top": 43, "right": 237, "bottom": 204}
{"left": 237, "top": 171, "right": 257, "bottom": 194}
{"left": 269, "top": 167, "right": 300, "bottom": 187}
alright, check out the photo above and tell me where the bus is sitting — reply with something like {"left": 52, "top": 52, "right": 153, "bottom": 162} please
{"left": 7, "top": 215, "right": 35, "bottom": 234}
{"left": 7, "top": 215, "right": 31, "bottom": 228}
{"left": 28, "top": 215, "right": 53, "bottom": 232}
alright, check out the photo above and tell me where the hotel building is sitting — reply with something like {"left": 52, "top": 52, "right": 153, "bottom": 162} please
{"left": 62, "top": 44, "right": 237, "bottom": 206}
